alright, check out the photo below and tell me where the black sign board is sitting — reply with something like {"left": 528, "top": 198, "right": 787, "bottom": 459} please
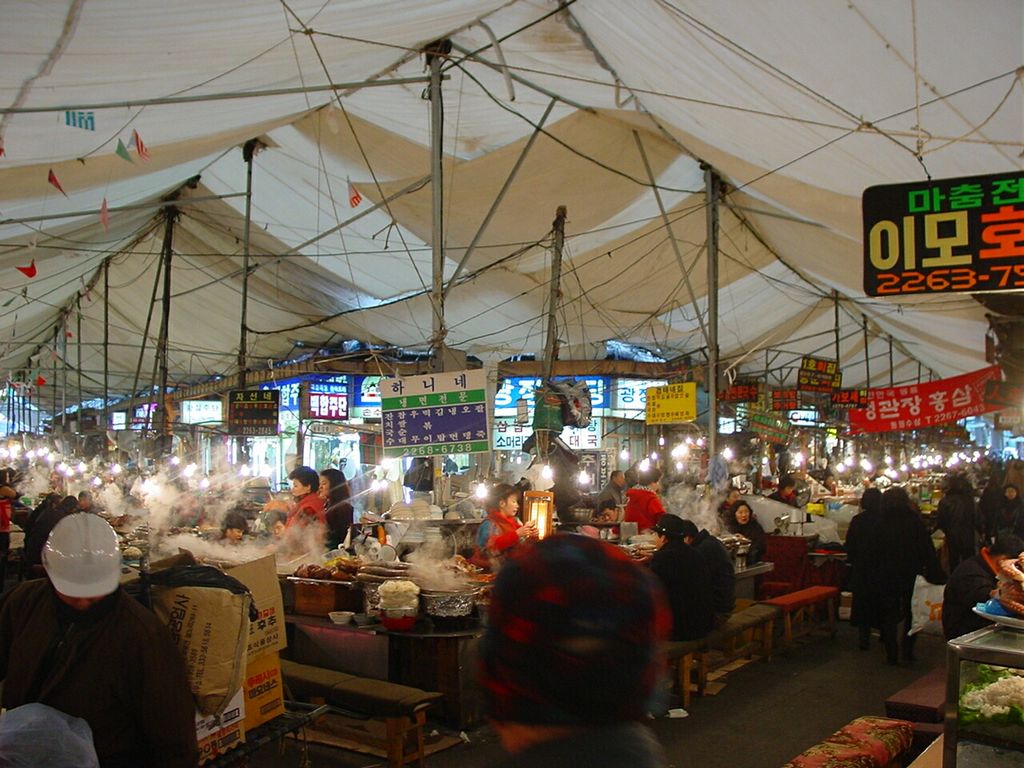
{"left": 831, "top": 388, "right": 870, "bottom": 409}
{"left": 720, "top": 380, "right": 760, "bottom": 403}
{"left": 771, "top": 389, "right": 800, "bottom": 412}
{"left": 797, "top": 356, "right": 842, "bottom": 393}
{"left": 227, "top": 389, "right": 279, "bottom": 436}
{"left": 863, "top": 171, "right": 1024, "bottom": 296}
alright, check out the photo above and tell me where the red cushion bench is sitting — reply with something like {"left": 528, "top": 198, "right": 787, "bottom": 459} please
{"left": 782, "top": 716, "right": 913, "bottom": 768}
{"left": 761, "top": 586, "right": 839, "bottom": 647}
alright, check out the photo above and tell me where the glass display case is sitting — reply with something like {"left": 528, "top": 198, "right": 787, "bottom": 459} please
{"left": 946, "top": 625, "right": 1024, "bottom": 767}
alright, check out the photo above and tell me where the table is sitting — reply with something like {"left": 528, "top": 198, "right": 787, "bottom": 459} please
{"left": 908, "top": 733, "right": 941, "bottom": 768}
{"left": 807, "top": 550, "right": 847, "bottom": 589}
{"left": 735, "top": 561, "right": 773, "bottom": 600}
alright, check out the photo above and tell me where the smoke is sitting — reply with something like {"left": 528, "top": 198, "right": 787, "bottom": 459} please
{"left": 664, "top": 483, "right": 727, "bottom": 535}
{"left": 405, "top": 539, "right": 472, "bottom": 591}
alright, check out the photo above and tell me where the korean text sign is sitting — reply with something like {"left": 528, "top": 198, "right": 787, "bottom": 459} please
{"left": 863, "top": 171, "right": 1024, "bottom": 296}
{"left": 381, "top": 369, "right": 490, "bottom": 457}
{"left": 847, "top": 365, "right": 1001, "bottom": 434}
{"left": 645, "top": 382, "right": 696, "bottom": 425}
{"left": 797, "top": 356, "right": 842, "bottom": 393}
{"left": 228, "top": 389, "right": 280, "bottom": 436}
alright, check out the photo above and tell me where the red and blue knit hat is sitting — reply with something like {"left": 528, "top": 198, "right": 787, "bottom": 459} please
{"left": 477, "top": 534, "right": 670, "bottom": 726}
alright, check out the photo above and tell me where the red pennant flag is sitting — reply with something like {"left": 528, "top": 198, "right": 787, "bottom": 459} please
{"left": 35, "top": 375, "right": 46, "bottom": 387}
{"left": 131, "top": 129, "right": 150, "bottom": 161}
{"left": 47, "top": 168, "right": 68, "bottom": 197}
{"left": 348, "top": 180, "right": 362, "bottom": 208}
{"left": 0, "top": 136, "right": 5, "bottom": 158}
{"left": 16, "top": 259, "right": 37, "bottom": 279}
{"left": 100, "top": 197, "right": 110, "bottom": 232}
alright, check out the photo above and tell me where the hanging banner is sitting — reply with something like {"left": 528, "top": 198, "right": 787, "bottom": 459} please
{"left": 749, "top": 412, "right": 791, "bottom": 442}
{"left": 381, "top": 369, "right": 490, "bottom": 457}
{"left": 645, "top": 382, "right": 697, "bottom": 424}
{"left": 299, "top": 385, "right": 349, "bottom": 421}
{"left": 797, "top": 356, "right": 842, "bottom": 392}
{"left": 228, "top": 390, "right": 280, "bottom": 436}
{"left": 863, "top": 170, "right": 1024, "bottom": 296}
{"left": 830, "top": 389, "right": 870, "bottom": 409}
{"left": 847, "top": 365, "right": 1001, "bottom": 434}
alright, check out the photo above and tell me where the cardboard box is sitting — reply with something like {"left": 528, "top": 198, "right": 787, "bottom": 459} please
{"left": 243, "top": 650, "right": 285, "bottom": 731}
{"left": 196, "top": 687, "right": 245, "bottom": 765}
{"left": 226, "top": 554, "right": 287, "bottom": 661}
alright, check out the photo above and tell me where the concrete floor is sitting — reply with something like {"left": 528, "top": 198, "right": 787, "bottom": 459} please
{"left": 250, "top": 621, "right": 948, "bottom": 768}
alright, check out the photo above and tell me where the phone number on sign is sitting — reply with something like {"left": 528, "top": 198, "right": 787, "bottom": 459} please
{"left": 873, "top": 265, "right": 1024, "bottom": 294}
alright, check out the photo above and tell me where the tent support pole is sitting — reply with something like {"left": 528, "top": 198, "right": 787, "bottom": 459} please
{"left": 862, "top": 314, "right": 871, "bottom": 388}
{"left": 427, "top": 41, "right": 449, "bottom": 361}
{"left": 156, "top": 210, "right": 175, "bottom": 451}
{"left": 704, "top": 165, "right": 720, "bottom": 459}
{"left": 833, "top": 290, "right": 841, "bottom": 363}
{"left": 444, "top": 98, "right": 556, "bottom": 298}
{"left": 129, "top": 217, "right": 170, "bottom": 433}
{"left": 76, "top": 306, "right": 82, "bottom": 422}
{"left": 239, "top": 139, "right": 263, "bottom": 395}
{"left": 634, "top": 131, "right": 710, "bottom": 348}
{"left": 544, "top": 207, "right": 568, "bottom": 383}
{"left": 889, "top": 335, "right": 894, "bottom": 387}
{"left": 103, "top": 259, "right": 110, "bottom": 433}
{"left": 52, "top": 329, "right": 58, "bottom": 431}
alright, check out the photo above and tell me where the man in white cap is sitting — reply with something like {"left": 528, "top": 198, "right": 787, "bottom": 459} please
{"left": 0, "top": 513, "right": 198, "bottom": 767}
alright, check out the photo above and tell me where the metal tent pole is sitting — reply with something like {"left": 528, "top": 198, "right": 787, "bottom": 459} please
{"left": 427, "top": 40, "right": 450, "bottom": 362}
{"left": 704, "top": 166, "right": 720, "bottom": 458}
{"left": 103, "top": 260, "right": 109, "bottom": 430}
{"left": 543, "top": 207, "right": 568, "bottom": 383}
{"left": 156, "top": 211, "right": 175, "bottom": 451}
{"left": 862, "top": 314, "right": 871, "bottom": 388}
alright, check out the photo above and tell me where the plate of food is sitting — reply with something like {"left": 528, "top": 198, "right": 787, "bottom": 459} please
{"left": 973, "top": 604, "right": 1024, "bottom": 630}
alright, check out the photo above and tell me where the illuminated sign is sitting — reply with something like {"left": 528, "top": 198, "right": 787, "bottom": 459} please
{"left": 181, "top": 400, "right": 223, "bottom": 424}
{"left": 302, "top": 390, "right": 349, "bottom": 421}
{"left": 228, "top": 390, "right": 280, "bottom": 436}
{"left": 645, "top": 382, "right": 697, "bottom": 424}
{"left": 797, "top": 356, "right": 841, "bottom": 393}
{"left": 863, "top": 171, "right": 1024, "bottom": 296}
{"left": 494, "top": 377, "right": 609, "bottom": 416}
{"left": 381, "top": 370, "right": 490, "bottom": 457}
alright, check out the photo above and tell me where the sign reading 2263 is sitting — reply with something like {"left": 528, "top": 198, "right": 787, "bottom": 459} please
{"left": 862, "top": 171, "right": 1024, "bottom": 296}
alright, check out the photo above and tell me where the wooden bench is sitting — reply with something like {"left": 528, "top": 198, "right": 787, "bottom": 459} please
{"left": 761, "top": 586, "right": 839, "bottom": 647}
{"left": 281, "top": 659, "right": 443, "bottom": 768}
{"left": 663, "top": 603, "right": 781, "bottom": 707}
{"left": 782, "top": 716, "right": 913, "bottom": 768}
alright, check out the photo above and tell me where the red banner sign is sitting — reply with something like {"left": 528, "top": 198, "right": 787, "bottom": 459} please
{"left": 847, "top": 366, "right": 1001, "bottom": 434}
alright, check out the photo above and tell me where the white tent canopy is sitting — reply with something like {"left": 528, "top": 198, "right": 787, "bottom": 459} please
{"left": 1, "top": 0, "right": 1019, "bottom": 405}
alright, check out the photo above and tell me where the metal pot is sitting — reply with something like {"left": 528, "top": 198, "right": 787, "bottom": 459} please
{"left": 420, "top": 589, "right": 477, "bottom": 617}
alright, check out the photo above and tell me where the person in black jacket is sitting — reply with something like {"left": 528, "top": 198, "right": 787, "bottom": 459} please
{"left": 872, "top": 487, "right": 945, "bottom": 664}
{"left": 726, "top": 499, "right": 766, "bottom": 564}
{"left": 677, "top": 518, "right": 736, "bottom": 624}
{"left": 845, "top": 487, "right": 884, "bottom": 650}
{"left": 943, "top": 532, "right": 1024, "bottom": 640}
{"left": 649, "top": 515, "right": 714, "bottom": 641}
{"left": 934, "top": 472, "right": 978, "bottom": 575}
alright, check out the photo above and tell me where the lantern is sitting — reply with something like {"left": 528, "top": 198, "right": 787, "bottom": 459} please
{"left": 522, "top": 490, "right": 555, "bottom": 539}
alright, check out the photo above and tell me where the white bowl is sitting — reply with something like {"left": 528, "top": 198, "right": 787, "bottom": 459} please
{"left": 328, "top": 611, "right": 355, "bottom": 625}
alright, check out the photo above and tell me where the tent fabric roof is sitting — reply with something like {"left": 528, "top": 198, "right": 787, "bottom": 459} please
{"left": 1, "top": 1, "right": 1020, "bottom": 404}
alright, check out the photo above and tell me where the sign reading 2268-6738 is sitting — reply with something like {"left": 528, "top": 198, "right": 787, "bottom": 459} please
{"left": 863, "top": 171, "right": 1024, "bottom": 296}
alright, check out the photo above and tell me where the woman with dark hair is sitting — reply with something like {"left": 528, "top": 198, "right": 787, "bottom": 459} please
{"left": 934, "top": 471, "right": 978, "bottom": 574}
{"left": 319, "top": 468, "right": 354, "bottom": 551}
{"left": 845, "top": 488, "right": 884, "bottom": 650}
{"left": 726, "top": 499, "right": 765, "bottom": 564}
{"left": 285, "top": 465, "right": 325, "bottom": 530}
{"left": 220, "top": 510, "right": 249, "bottom": 543}
{"left": 624, "top": 468, "right": 665, "bottom": 532}
{"left": 988, "top": 483, "right": 1024, "bottom": 542}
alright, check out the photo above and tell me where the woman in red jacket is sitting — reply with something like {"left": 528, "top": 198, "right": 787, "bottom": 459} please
{"left": 473, "top": 483, "right": 537, "bottom": 571}
{"left": 625, "top": 467, "right": 666, "bottom": 532}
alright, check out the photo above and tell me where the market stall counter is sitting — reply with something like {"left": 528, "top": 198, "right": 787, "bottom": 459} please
{"left": 285, "top": 613, "right": 484, "bottom": 730}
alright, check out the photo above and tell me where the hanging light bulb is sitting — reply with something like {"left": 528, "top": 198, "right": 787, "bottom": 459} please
{"left": 541, "top": 464, "right": 554, "bottom": 480}
{"left": 860, "top": 458, "right": 873, "bottom": 473}
{"left": 475, "top": 482, "right": 489, "bottom": 500}
{"left": 25, "top": 450, "right": 36, "bottom": 459}
{"left": 650, "top": 451, "right": 659, "bottom": 461}
{"left": 240, "top": 465, "right": 252, "bottom": 477}
{"left": 675, "top": 461, "right": 684, "bottom": 471}
{"left": 620, "top": 447, "right": 630, "bottom": 461}
{"left": 836, "top": 461, "right": 847, "bottom": 473}
{"left": 183, "top": 463, "right": 197, "bottom": 478}
{"left": 77, "top": 461, "right": 87, "bottom": 474}
{"left": 722, "top": 446, "right": 734, "bottom": 461}
{"left": 91, "top": 476, "right": 102, "bottom": 487}
{"left": 170, "top": 455, "right": 181, "bottom": 466}
{"left": 199, "top": 477, "right": 210, "bottom": 490}
{"left": 638, "top": 458, "right": 651, "bottom": 472}
{"left": 793, "top": 452, "right": 805, "bottom": 467}
{"left": 658, "top": 435, "right": 665, "bottom": 447}
{"left": 111, "top": 463, "right": 122, "bottom": 475}
{"left": 578, "top": 470, "right": 591, "bottom": 486}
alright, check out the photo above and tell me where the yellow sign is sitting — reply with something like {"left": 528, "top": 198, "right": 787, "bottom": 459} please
{"left": 645, "top": 382, "right": 697, "bottom": 424}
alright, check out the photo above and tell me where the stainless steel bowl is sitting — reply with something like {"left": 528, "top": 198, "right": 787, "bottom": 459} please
{"left": 420, "top": 589, "right": 477, "bottom": 617}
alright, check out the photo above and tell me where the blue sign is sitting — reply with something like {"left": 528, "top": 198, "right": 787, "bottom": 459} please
{"left": 259, "top": 375, "right": 348, "bottom": 414}
{"left": 353, "top": 375, "right": 382, "bottom": 408}
{"left": 493, "top": 377, "right": 609, "bottom": 416}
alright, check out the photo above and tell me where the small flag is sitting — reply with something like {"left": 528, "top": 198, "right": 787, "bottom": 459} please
{"left": 347, "top": 179, "right": 362, "bottom": 208}
{"left": 35, "top": 375, "right": 46, "bottom": 387}
{"left": 100, "top": 197, "right": 110, "bottom": 232}
{"left": 115, "top": 139, "right": 134, "bottom": 163}
{"left": 131, "top": 129, "right": 150, "bottom": 161}
{"left": 0, "top": 136, "right": 5, "bottom": 158}
{"left": 1, "top": 295, "right": 15, "bottom": 308}
{"left": 16, "top": 259, "right": 37, "bottom": 279}
{"left": 47, "top": 168, "right": 68, "bottom": 197}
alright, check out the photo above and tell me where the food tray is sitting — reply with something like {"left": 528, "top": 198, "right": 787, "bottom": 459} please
{"left": 287, "top": 577, "right": 363, "bottom": 616}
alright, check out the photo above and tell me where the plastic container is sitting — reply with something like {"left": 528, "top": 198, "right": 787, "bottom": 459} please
{"left": 328, "top": 611, "right": 354, "bottom": 625}
{"left": 379, "top": 608, "right": 417, "bottom": 631}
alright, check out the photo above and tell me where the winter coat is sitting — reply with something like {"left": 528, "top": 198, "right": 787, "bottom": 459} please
{"left": 691, "top": 529, "right": 736, "bottom": 616}
{"left": 0, "top": 580, "right": 198, "bottom": 767}
{"left": 943, "top": 551, "right": 1000, "bottom": 640}
{"left": 845, "top": 507, "right": 883, "bottom": 629}
{"left": 649, "top": 539, "right": 714, "bottom": 641}
{"left": 624, "top": 487, "right": 665, "bottom": 531}
{"left": 935, "top": 491, "right": 978, "bottom": 574}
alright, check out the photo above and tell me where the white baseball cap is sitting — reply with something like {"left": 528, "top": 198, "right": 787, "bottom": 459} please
{"left": 42, "top": 513, "right": 121, "bottom": 598}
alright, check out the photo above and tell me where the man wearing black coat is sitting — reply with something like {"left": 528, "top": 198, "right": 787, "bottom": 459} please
{"left": 678, "top": 518, "right": 736, "bottom": 624}
{"left": 943, "top": 532, "right": 1024, "bottom": 640}
{"left": 649, "top": 515, "right": 714, "bottom": 641}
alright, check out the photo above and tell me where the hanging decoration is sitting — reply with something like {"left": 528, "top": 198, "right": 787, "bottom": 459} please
{"left": 115, "top": 138, "right": 134, "bottom": 163}
{"left": 347, "top": 178, "right": 362, "bottom": 208}
{"left": 131, "top": 129, "right": 150, "bottom": 160}
{"left": 35, "top": 375, "right": 46, "bottom": 387}
{"left": 47, "top": 168, "right": 68, "bottom": 197}
{"left": 0, "top": 136, "right": 5, "bottom": 158}
{"left": 16, "top": 260, "right": 37, "bottom": 279}
{"left": 100, "top": 197, "right": 110, "bottom": 232}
